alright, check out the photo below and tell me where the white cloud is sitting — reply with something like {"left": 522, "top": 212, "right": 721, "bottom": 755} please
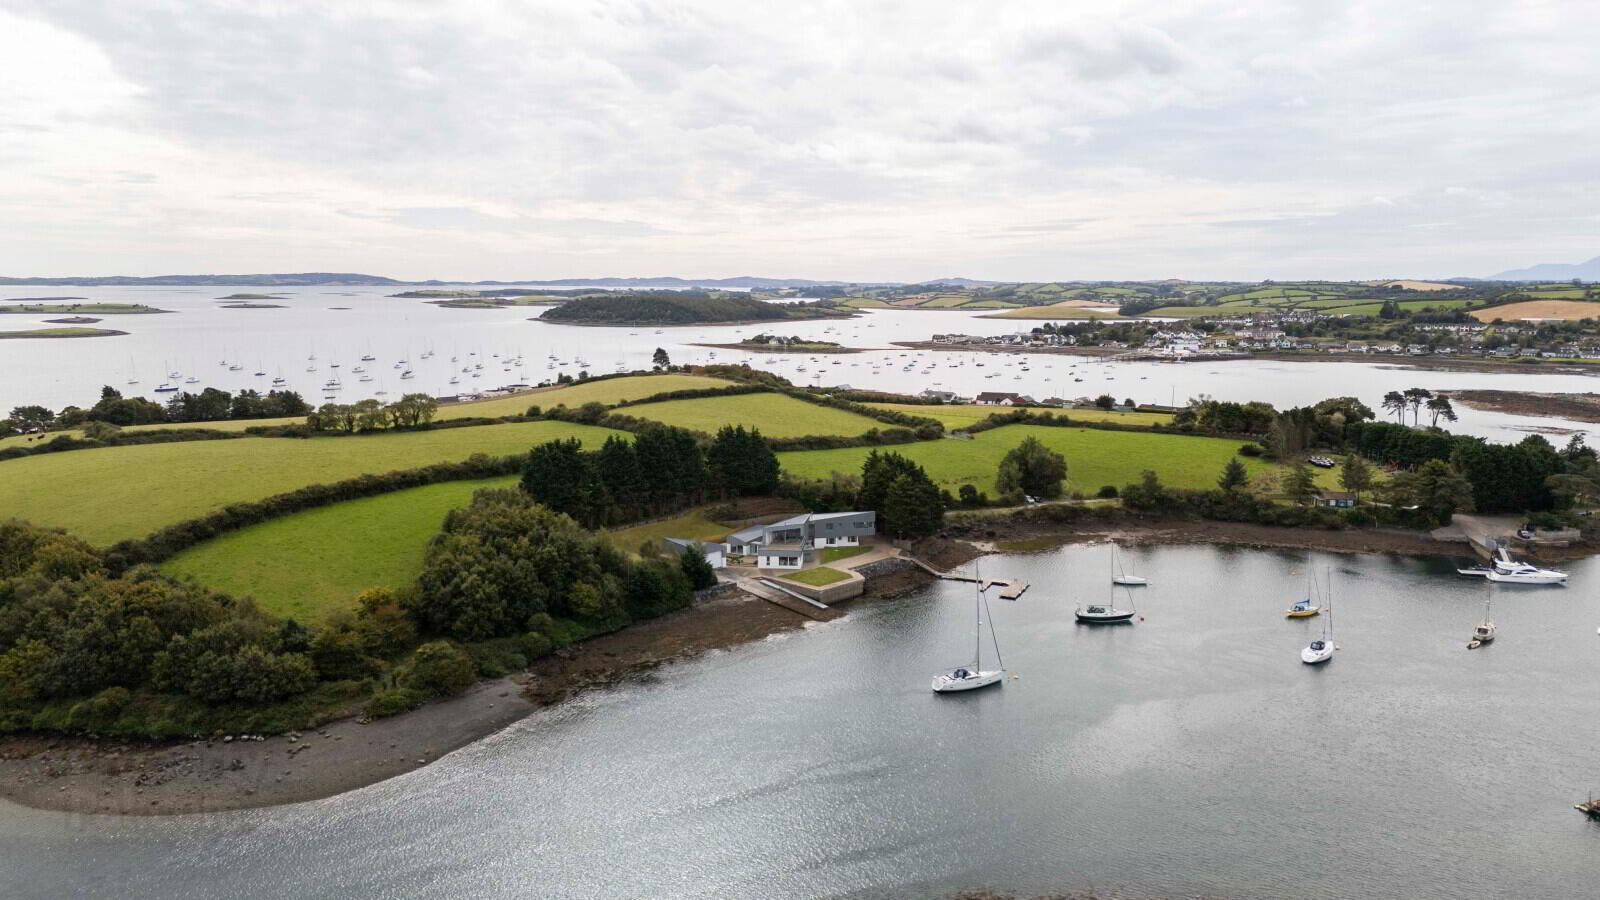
{"left": 1, "top": 0, "right": 1598, "bottom": 280}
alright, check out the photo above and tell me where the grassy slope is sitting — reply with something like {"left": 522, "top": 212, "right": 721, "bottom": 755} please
{"left": 982, "top": 305, "right": 1119, "bottom": 320}
{"left": 162, "top": 477, "right": 518, "bottom": 623}
{"left": 604, "top": 511, "right": 732, "bottom": 550}
{"left": 623, "top": 393, "right": 886, "bottom": 438}
{"left": 779, "top": 424, "right": 1275, "bottom": 494}
{"left": 439, "top": 373, "right": 734, "bottom": 419}
{"left": 114, "top": 374, "right": 737, "bottom": 434}
{"left": 0, "top": 420, "right": 624, "bottom": 544}
{"left": 862, "top": 402, "right": 1172, "bottom": 428}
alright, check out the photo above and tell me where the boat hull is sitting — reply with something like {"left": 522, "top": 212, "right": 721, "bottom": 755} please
{"left": 1076, "top": 609, "right": 1135, "bottom": 623}
{"left": 932, "top": 670, "right": 1004, "bottom": 692}
{"left": 1301, "top": 644, "right": 1334, "bottom": 664}
{"left": 1112, "top": 576, "right": 1147, "bottom": 586}
{"left": 1486, "top": 571, "right": 1566, "bottom": 585}
{"left": 1285, "top": 607, "right": 1320, "bottom": 618}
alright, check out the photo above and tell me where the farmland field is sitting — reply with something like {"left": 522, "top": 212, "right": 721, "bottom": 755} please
{"left": 0, "top": 420, "right": 625, "bottom": 544}
{"left": 623, "top": 392, "right": 886, "bottom": 437}
{"left": 983, "top": 304, "right": 1120, "bottom": 319}
{"left": 440, "top": 373, "right": 734, "bottom": 419}
{"left": 862, "top": 402, "right": 1172, "bottom": 429}
{"left": 1470, "top": 300, "right": 1600, "bottom": 322}
{"left": 162, "top": 477, "right": 518, "bottom": 622}
{"left": 778, "top": 425, "right": 1274, "bottom": 495}
{"left": 1140, "top": 306, "right": 1254, "bottom": 318}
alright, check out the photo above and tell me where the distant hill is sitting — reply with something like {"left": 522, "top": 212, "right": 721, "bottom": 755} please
{"left": 1487, "top": 256, "right": 1600, "bottom": 281}
{"left": 0, "top": 273, "right": 859, "bottom": 288}
{"left": 0, "top": 273, "right": 406, "bottom": 286}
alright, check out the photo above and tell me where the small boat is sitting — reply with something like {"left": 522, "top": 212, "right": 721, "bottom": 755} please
{"left": 1457, "top": 565, "right": 1493, "bottom": 577}
{"left": 932, "top": 565, "right": 1005, "bottom": 693}
{"left": 1301, "top": 570, "right": 1335, "bottom": 664}
{"left": 1075, "top": 602, "right": 1135, "bottom": 623}
{"left": 153, "top": 382, "right": 179, "bottom": 392}
{"left": 1111, "top": 544, "right": 1146, "bottom": 586}
{"left": 1286, "top": 571, "right": 1321, "bottom": 617}
{"left": 1468, "top": 597, "right": 1495, "bottom": 649}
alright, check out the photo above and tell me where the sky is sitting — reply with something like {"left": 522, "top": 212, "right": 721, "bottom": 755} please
{"left": 1, "top": 0, "right": 1597, "bottom": 283}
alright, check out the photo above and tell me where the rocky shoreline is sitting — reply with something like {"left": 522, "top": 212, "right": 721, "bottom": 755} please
{"left": 0, "top": 574, "right": 930, "bottom": 817}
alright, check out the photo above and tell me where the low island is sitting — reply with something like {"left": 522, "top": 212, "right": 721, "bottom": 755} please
{"left": 216, "top": 293, "right": 289, "bottom": 300}
{"left": 537, "top": 291, "right": 854, "bottom": 327}
{"left": 0, "top": 302, "right": 170, "bottom": 315}
{"left": 0, "top": 326, "right": 128, "bottom": 339}
{"left": 694, "top": 333, "right": 864, "bottom": 353}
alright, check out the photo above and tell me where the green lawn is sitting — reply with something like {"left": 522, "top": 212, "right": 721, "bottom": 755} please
{"left": 439, "top": 373, "right": 734, "bottom": 419}
{"left": 162, "top": 477, "right": 518, "bottom": 623}
{"left": 624, "top": 393, "right": 886, "bottom": 438}
{"left": 779, "top": 425, "right": 1277, "bottom": 495}
{"left": 0, "top": 420, "right": 625, "bottom": 545}
{"left": 604, "top": 509, "right": 732, "bottom": 551}
{"left": 781, "top": 567, "right": 851, "bottom": 586}
{"left": 863, "top": 402, "right": 1172, "bottom": 429}
{"left": 821, "top": 545, "right": 871, "bottom": 563}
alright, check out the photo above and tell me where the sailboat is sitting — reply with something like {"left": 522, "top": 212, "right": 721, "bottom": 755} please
{"left": 1301, "top": 571, "right": 1335, "bottom": 664}
{"left": 1286, "top": 571, "right": 1321, "bottom": 617}
{"left": 126, "top": 354, "right": 140, "bottom": 385}
{"left": 1077, "top": 584, "right": 1137, "bottom": 623}
{"left": 932, "top": 566, "right": 1005, "bottom": 692}
{"left": 1468, "top": 597, "right": 1496, "bottom": 649}
{"left": 1111, "top": 544, "right": 1147, "bottom": 586}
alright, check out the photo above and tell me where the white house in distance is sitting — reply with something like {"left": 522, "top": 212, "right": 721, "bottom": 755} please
{"left": 723, "top": 511, "right": 876, "bottom": 569}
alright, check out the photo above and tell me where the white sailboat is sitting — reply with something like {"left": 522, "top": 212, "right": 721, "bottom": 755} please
{"left": 1469, "top": 597, "right": 1496, "bottom": 649}
{"left": 1111, "top": 544, "right": 1146, "bottom": 586}
{"left": 1301, "top": 570, "right": 1335, "bottom": 664}
{"left": 1077, "top": 584, "right": 1137, "bottom": 623}
{"left": 932, "top": 567, "right": 1005, "bottom": 693}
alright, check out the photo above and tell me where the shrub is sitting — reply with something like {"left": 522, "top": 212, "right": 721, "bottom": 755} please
{"left": 1238, "top": 443, "right": 1264, "bottom": 458}
{"left": 1097, "top": 485, "right": 1119, "bottom": 498}
{"left": 404, "top": 641, "right": 477, "bottom": 697}
{"left": 366, "top": 687, "right": 424, "bottom": 718}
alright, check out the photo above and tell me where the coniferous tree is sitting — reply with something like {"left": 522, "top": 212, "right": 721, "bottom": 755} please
{"left": 1218, "top": 458, "right": 1249, "bottom": 492}
{"left": 680, "top": 543, "right": 718, "bottom": 590}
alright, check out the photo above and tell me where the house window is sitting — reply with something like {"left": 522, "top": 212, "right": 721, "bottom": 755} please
{"left": 780, "top": 556, "right": 798, "bottom": 566}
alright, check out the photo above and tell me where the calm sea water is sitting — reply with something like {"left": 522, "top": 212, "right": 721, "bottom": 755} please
{"left": 2, "top": 285, "right": 1597, "bottom": 441}
{"left": 4, "top": 543, "right": 1597, "bottom": 899}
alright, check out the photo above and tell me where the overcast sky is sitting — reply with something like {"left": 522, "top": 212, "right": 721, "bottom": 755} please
{"left": 2, "top": 1, "right": 1596, "bottom": 282}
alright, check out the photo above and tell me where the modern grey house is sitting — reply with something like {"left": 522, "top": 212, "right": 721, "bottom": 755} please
{"left": 661, "top": 537, "right": 725, "bottom": 569}
{"left": 724, "top": 511, "right": 876, "bottom": 569}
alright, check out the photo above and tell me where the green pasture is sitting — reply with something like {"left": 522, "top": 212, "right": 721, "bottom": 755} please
{"left": 162, "top": 476, "right": 518, "bottom": 623}
{"left": 780, "top": 425, "right": 1278, "bottom": 495}
{"left": 442, "top": 373, "right": 734, "bottom": 419}
{"left": 0, "top": 420, "right": 624, "bottom": 545}
{"left": 861, "top": 402, "right": 1172, "bottom": 429}
{"left": 623, "top": 392, "right": 886, "bottom": 438}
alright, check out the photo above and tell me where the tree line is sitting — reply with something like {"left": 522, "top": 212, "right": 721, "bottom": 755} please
{"left": 520, "top": 424, "right": 779, "bottom": 529}
{"left": 3, "top": 385, "right": 310, "bottom": 436}
{"left": 305, "top": 393, "right": 439, "bottom": 432}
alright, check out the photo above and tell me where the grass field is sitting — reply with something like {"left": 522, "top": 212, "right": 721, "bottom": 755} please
{"left": 623, "top": 393, "right": 887, "bottom": 438}
{"left": 862, "top": 402, "right": 1172, "bottom": 429}
{"left": 604, "top": 510, "right": 733, "bottom": 551}
{"left": 781, "top": 567, "right": 850, "bottom": 586}
{"left": 1470, "top": 300, "right": 1600, "bottom": 322}
{"left": 439, "top": 373, "right": 734, "bottom": 419}
{"left": 821, "top": 545, "right": 871, "bottom": 563}
{"left": 0, "top": 420, "right": 625, "bottom": 544}
{"left": 983, "top": 303, "right": 1120, "bottom": 319}
{"left": 779, "top": 425, "right": 1276, "bottom": 495}
{"left": 162, "top": 476, "right": 518, "bottom": 623}
{"left": 1140, "top": 306, "right": 1254, "bottom": 318}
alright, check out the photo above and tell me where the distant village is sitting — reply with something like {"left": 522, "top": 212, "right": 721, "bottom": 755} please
{"left": 929, "top": 314, "right": 1600, "bottom": 362}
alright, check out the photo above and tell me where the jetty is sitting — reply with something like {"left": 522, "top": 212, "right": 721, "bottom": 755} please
{"left": 904, "top": 556, "right": 1029, "bottom": 599}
